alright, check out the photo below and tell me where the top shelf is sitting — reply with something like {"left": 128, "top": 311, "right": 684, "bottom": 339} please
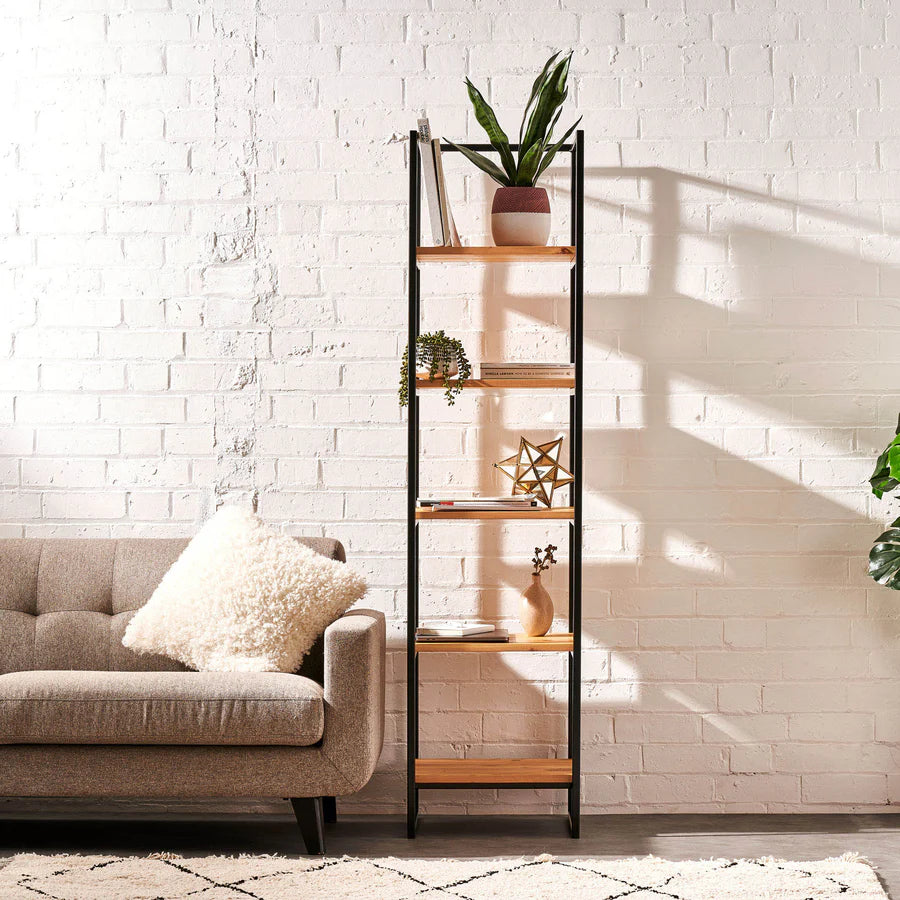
{"left": 440, "top": 142, "right": 574, "bottom": 154}
{"left": 417, "top": 246, "right": 576, "bottom": 265}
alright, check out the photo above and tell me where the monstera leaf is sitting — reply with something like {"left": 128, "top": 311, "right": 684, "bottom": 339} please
{"left": 868, "top": 517, "right": 900, "bottom": 589}
{"left": 870, "top": 413, "right": 900, "bottom": 499}
{"left": 870, "top": 430, "right": 900, "bottom": 499}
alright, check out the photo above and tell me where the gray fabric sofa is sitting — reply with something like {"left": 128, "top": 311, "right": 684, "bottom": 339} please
{"left": 0, "top": 538, "right": 385, "bottom": 854}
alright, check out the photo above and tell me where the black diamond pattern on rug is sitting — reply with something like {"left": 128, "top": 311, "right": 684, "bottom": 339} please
{"left": 0, "top": 853, "right": 885, "bottom": 900}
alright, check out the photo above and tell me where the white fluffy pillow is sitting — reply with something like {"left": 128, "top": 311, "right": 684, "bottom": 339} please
{"left": 122, "top": 507, "right": 367, "bottom": 673}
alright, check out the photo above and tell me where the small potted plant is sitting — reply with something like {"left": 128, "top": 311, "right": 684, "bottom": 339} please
{"left": 445, "top": 50, "right": 581, "bottom": 247}
{"left": 868, "top": 415, "right": 900, "bottom": 588}
{"left": 520, "top": 544, "right": 558, "bottom": 637}
{"left": 399, "top": 330, "right": 471, "bottom": 407}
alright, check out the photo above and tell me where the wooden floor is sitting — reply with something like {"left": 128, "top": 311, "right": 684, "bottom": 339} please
{"left": 0, "top": 813, "right": 897, "bottom": 897}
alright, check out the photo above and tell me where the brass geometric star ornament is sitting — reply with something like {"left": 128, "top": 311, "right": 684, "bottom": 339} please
{"left": 494, "top": 436, "right": 574, "bottom": 508}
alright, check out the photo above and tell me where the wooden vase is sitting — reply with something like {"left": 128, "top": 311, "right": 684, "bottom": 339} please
{"left": 520, "top": 573, "right": 553, "bottom": 637}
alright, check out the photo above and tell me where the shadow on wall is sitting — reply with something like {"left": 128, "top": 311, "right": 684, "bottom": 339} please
{"left": 411, "top": 164, "right": 899, "bottom": 814}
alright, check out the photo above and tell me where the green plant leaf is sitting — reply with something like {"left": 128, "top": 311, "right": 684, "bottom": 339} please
{"left": 465, "top": 79, "right": 517, "bottom": 182}
{"left": 870, "top": 432, "right": 900, "bottom": 499}
{"left": 520, "top": 52, "right": 572, "bottom": 161}
{"left": 534, "top": 115, "right": 582, "bottom": 183}
{"left": 868, "top": 517, "right": 900, "bottom": 588}
{"left": 442, "top": 138, "right": 510, "bottom": 186}
{"left": 518, "top": 51, "right": 562, "bottom": 144}
{"left": 541, "top": 104, "right": 564, "bottom": 152}
{"left": 516, "top": 107, "right": 567, "bottom": 186}
{"left": 515, "top": 138, "right": 545, "bottom": 186}
{"left": 521, "top": 106, "right": 561, "bottom": 184}
{"left": 870, "top": 470, "right": 899, "bottom": 500}
{"left": 400, "top": 331, "right": 471, "bottom": 407}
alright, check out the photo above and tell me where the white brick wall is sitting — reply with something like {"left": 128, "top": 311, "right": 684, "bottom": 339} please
{"left": 4, "top": 0, "right": 900, "bottom": 814}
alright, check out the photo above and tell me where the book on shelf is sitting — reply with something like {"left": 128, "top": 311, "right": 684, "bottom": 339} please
{"left": 416, "top": 118, "right": 444, "bottom": 245}
{"left": 417, "top": 118, "right": 461, "bottom": 248}
{"left": 428, "top": 501, "right": 537, "bottom": 510}
{"left": 432, "top": 136, "right": 461, "bottom": 247}
{"left": 417, "top": 628, "right": 510, "bottom": 643}
{"left": 418, "top": 620, "right": 494, "bottom": 637}
{"left": 418, "top": 494, "right": 536, "bottom": 504}
{"left": 480, "top": 362, "right": 575, "bottom": 379}
{"left": 418, "top": 494, "right": 537, "bottom": 510}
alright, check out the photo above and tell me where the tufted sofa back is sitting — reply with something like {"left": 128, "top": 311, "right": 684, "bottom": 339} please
{"left": 0, "top": 537, "right": 345, "bottom": 675}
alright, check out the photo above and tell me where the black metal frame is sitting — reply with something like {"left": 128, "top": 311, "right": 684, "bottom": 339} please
{"left": 406, "top": 131, "right": 584, "bottom": 839}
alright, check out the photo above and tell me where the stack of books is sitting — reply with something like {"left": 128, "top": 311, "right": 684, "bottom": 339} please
{"left": 417, "top": 117, "right": 461, "bottom": 248}
{"left": 418, "top": 494, "right": 537, "bottom": 511}
{"left": 479, "top": 362, "right": 575, "bottom": 379}
{"left": 416, "top": 621, "right": 509, "bottom": 643}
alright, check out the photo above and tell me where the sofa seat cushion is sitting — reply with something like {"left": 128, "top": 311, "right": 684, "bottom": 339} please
{"left": 0, "top": 670, "right": 324, "bottom": 747}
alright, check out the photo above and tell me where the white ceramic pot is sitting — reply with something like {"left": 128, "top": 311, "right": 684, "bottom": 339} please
{"left": 491, "top": 186, "right": 551, "bottom": 246}
{"left": 416, "top": 357, "right": 458, "bottom": 380}
{"left": 520, "top": 573, "right": 554, "bottom": 637}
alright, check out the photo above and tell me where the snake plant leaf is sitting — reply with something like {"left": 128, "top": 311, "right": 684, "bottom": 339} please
{"left": 870, "top": 431, "right": 900, "bottom": 499}
{"left": 534, "top": 115, "right": 582, "bottom": 181}
{"left": 515, "top": 101, "right": 562, "bottom": 185}
{"left": 520, "top": 53, "right": 572, "bottom": 160}
{"left": 514, "top": 137, "right": 545, "bottom": 186}
{"left": 542, "top": 104, "right": 564, "bottom": 149}
{"left": 442, "top": 138, "right": 510, "bottom": 186}
{"left": 519, "top": 52, "right": 567, "bottom": 150}
{"left": 465, "top": 79, "right": 517, "bottom": 182}
{"left": 519, "top": 51, "right": 562, "bottom": 144}
{"left": 868, "top": 517, "right": 900, "bottom": 588}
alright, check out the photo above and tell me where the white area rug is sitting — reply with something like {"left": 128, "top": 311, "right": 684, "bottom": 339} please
{"left": 0, "top": 852, "right": 886, "bottom": 899}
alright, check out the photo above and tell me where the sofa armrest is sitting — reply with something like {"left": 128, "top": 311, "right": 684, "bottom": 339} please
{"left": 319, "top": 608, "right": 385, "bottom": 793}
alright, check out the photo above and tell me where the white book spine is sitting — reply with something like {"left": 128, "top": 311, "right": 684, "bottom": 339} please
{"left": 481, "top": 364, "right": 574, "bottom": 371}
{"left": 417, "top": 628, "right": 495, "bottom": 637}
{"left": 434, "top": 504, "right": 536, "bottom": 510}
{"left": 432, "top": 138, "right": 453, "bottom": 247}
{"left": 418, "top": 622, "right": 495, "bottom": 636}
{"left": 480, "top": 369, "right": 575, "bottom": 374}
{"left": 417, "top": 119, "right": 444, "bottom": 245}
{"left": 480, "top": 368, "right": 575, "bottom": 379}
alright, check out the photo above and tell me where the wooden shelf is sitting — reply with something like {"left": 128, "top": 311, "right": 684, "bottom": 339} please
{"left": 415, "top": 758, "right": 573, "bottom": 787}
{"left": 416, "top": 632, "right": 574, "bottom": 653}
{"left": 416, "top": 376, "right": 574, "bottom": 390}
{"left": 417, "top": 246, "right": 576, "bottom": 265}
{"left": 415, "top": 506, "right": 574, "bottom": 520}
{"left": 406, "top": 130, "right": 584, "bottom": 835}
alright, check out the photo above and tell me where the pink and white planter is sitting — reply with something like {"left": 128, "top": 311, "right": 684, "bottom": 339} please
{"left": 490, "top": 186, "right": 551, "bottom": 246}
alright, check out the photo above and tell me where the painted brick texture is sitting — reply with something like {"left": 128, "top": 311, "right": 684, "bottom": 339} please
{"left": 3, "top": 0, "right": 900, "bottom": 814}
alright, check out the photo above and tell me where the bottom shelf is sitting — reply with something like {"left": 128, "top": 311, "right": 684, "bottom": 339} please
{"left": 415, "top": 758, "right": 573, "bottom": 788}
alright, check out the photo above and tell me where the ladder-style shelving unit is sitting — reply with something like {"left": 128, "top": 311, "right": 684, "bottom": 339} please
{"left": 406, "top": 131, "right": 584, "bottom": 838}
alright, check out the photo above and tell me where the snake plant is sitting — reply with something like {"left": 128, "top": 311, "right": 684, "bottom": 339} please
{"left": 444, "top": 50, "right": 582, "bottom": 188}
{"left": 868, "top": 415, "right": 900, "bottom": 588}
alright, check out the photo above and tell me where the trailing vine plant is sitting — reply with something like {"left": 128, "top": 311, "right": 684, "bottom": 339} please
{"left": 399, "top": 330, "right": 471, "bottom": 407}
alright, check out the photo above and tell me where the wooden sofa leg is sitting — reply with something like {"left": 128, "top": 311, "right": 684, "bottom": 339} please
{"left": 290, "top": 797, "right": 326, "bottom": 855}
{"left": 322, "top": 796, "right": 337, "bottom": 824}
